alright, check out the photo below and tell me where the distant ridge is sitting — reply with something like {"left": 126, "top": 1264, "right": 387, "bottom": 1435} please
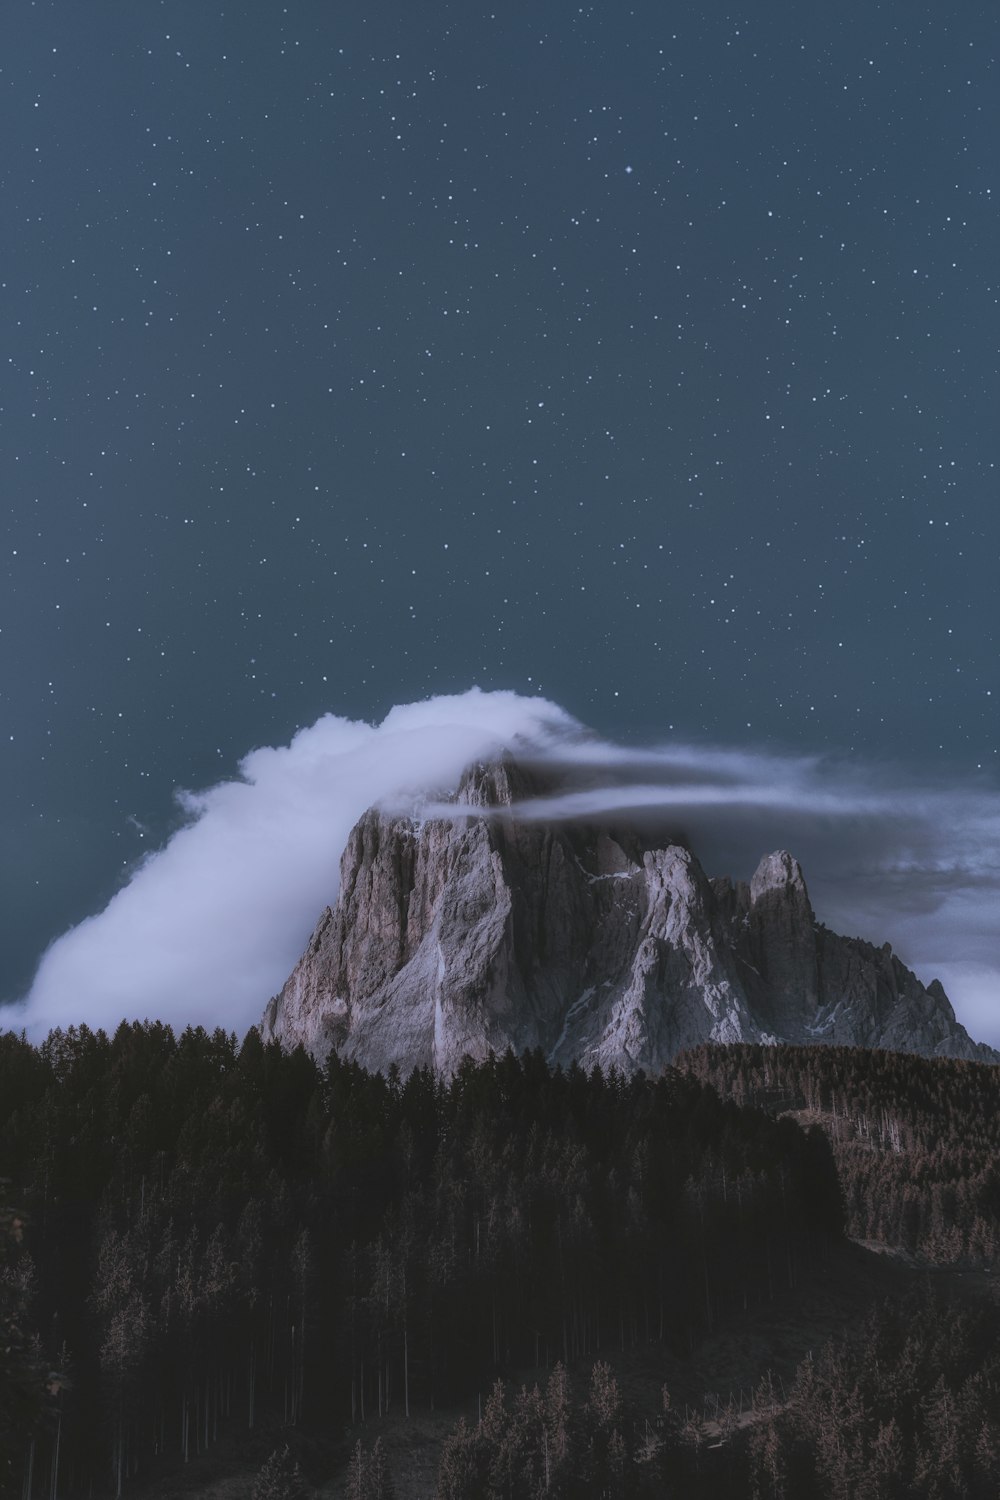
{"left": 262, "top": 755, "right": 998, "bottom": 1074}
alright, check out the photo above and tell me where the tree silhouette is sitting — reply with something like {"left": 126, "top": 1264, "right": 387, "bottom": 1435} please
{"left": 0, "top": 1181, "right": 43, "bottom": 1496}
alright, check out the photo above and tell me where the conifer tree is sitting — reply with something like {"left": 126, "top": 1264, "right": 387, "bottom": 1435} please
{"left": 368, "top": 1438, "right": 396, "bottom": 1500}
{"left": 861, "top": 1418, "right": 905, "bottom": 1500}
{"left": 252, "top": 1444, "right": 308, "bottom": 1500}
{"left": 436, "top": 1419, "right": 486, "bottom": 1500}
{"left": 346, "top": 1437, "right": 397, "bottom": 1500}
{"left": 544, "top": 1362, "right": 573, "bottom": 1491}
{"left": 346, "top": 1439, "right": 367, "bottom": 1500}
{"left": 748, "top": 1417, "right": 786, "bottom": 1500}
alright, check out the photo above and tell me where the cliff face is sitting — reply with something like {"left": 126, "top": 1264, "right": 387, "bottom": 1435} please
{"left": 261, "top": 757, "right": 998, "bottom": 1074}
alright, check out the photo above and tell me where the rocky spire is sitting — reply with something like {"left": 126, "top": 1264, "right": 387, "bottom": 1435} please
{"left": 748, "top": 851, "right": 820, "bottom": 1034}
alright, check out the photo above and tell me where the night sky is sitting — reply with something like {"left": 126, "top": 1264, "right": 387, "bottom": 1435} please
{"left": 3, "top": 4, "right": 998, "bottom": 1014}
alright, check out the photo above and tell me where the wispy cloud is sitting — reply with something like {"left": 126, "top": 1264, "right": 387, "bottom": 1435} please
{"left": 9, "top": 689, "right": 1000, "bottom": 1046}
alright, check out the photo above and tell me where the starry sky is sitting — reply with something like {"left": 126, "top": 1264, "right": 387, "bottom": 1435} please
{"left": 3, "top": 3, "right": 998, "bottom": 1012}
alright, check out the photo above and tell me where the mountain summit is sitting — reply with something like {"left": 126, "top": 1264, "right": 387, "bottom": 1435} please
{"left": 261, "top": 756, "right": 997, "bottom": 1074}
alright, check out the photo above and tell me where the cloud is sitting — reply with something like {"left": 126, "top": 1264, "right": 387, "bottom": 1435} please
{"left": 12, "top": 690, "right": 575, "bottom": 1039}
{"left": 10, "top": 689, "right": 1000, "bottom": 1047}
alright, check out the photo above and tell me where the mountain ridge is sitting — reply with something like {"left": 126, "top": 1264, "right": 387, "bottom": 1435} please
{"left": 262, "top": 755, "right": 998, "bottom": 1073}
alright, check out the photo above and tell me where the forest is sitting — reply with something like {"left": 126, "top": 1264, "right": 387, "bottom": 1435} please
{"left": 430, "top": 1288, "right": 1000, "bottom": 1499}
{"left": 1, "top": 1028, "right": 999, "bottom": 1498}
{"left": 680, "top": 1043, "right": 1000, "bottom": 1263}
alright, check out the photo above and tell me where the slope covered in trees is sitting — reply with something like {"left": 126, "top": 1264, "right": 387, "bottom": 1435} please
{"left": 0, "top": 1024, "right": 841, "bottom": 1498}
{"left": 435, "top": 1292, "right": 1000, "bottom": 1498}
{"left": 5, "top": 1028, "right": 1000, "bottom": 1498}
{"left": 680, "top": 1043, "right": 1000, "bottom": 1263}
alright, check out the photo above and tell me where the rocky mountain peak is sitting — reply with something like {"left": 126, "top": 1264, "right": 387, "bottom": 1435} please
{"left": 455, "top": 751, "right": 538, "bottom": 809}
{"left": 262, "top": 755, "right": 997, "bottom": 1076}
{"left": 750, "top": 849, "right": 812, "bottom": 909}
{"left": 746, "top": 849, "right": 819, "bottom": 1032}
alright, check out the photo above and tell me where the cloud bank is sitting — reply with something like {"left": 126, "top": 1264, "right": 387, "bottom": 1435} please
{"left": 11, "top": 689, "right": 1000, "bottom": 1047}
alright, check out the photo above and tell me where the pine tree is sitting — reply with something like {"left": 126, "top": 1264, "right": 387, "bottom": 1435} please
{"left": 586, "top": 1361, "right": 622, "bottom": 1433}
{"left": 252, "top": 1444, "right": 308, "bottom": 1500}
{"left": 605, "top": 1427, "right": 627, "bottom": 1500}
{"left": 346, "top": 1439, "right": 367, "bottom": 1500}
{"left": 368, "top": 1438, "right": 397, "bottom": 1500}
{"left": 748, "top": 1417, "right": 786, "bottom": 1500}
{"left": 436, "top": 1418, "right": 486, "bottom": 1500}
{"left": 973, "top": 1420, "right": 1000, "bottom": 1499}
{"left": 861, "top": 1418, "right": 905, "bottom": 1500}
{"left": 544, "top": 1362, "right": 574, "bottom": 1491}
{"left": 584, "top": 1363, "right": 624, "bottom": 1496}
{"left": 346, "top": 1438, "right": 397, "bottom": 1500}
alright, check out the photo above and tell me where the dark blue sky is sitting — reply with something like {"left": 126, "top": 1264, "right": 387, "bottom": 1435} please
{"left": 3, "top": 2, "right": 998, "bottom": 1003}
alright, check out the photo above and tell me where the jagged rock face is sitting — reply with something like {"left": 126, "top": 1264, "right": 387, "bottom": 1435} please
{"left": 748, "top": 850, "right": 819, "bottom": 1031}
{"left": 262, "top": 758, "right": 998, "bottom": 1075}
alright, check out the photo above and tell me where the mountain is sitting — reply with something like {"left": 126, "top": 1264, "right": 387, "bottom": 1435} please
{"left": 261, "top": 755, "right": 998, "bottom": 1074}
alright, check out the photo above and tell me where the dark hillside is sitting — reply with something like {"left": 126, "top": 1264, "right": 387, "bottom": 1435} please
{"left": 679, "top": 1044, "right": 1000, "bottom": 1264}
{"left": 0, "top": 1027, "right": 840, "bottom": 1498}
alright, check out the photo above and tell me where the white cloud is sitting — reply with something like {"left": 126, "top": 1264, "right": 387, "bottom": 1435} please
{"left": 11, "top": 688, "right": 1000, "bottom": 1048}
{"left": 14, "top": 690, "right": 575, "bottom": 1039}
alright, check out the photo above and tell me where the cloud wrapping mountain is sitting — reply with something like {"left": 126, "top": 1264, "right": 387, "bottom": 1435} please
{"left": 11, "top": 689, "right": 1000, "bottom": 1046}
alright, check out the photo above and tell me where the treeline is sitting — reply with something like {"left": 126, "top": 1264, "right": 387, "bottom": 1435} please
{"left": 436, "top": 1292, "right": 1000, "bottom": 1498}
{"left": 680, "top": 1043, "right": 1000, "bottom": 1264}
{"left": 0, "top": 1024, "right": 841, "bottom": 1496}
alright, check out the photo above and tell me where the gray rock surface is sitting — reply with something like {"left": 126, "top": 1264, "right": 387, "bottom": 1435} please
{"left": 261, "top": 756, "right": 998, "bottom": 1074}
